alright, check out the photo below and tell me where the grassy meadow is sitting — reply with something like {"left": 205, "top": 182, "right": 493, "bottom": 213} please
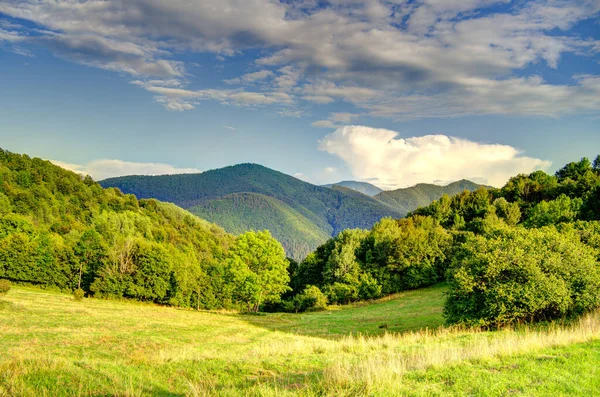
{"left": 1, "top": 285, "right": 600, "bottom": 396}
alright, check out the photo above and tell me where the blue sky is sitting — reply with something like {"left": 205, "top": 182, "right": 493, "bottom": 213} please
{"left": 0, "top": 0, "right": 599, "bottom": 189}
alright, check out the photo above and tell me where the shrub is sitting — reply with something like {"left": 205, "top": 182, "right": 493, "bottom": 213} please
{"left": 445, "top": 226, "right": 600, "bottom": 328}
{"left": 0, "top": 279, "right": 10, "bottom": 295}
{"left": 73, "top": 288, "right": 85, "bottom": 301}
{"left": 293, "top": 285, "right": 328, "bottom": 312}
{"left": 326, "top": 282, "right": 358, "bottom": 305}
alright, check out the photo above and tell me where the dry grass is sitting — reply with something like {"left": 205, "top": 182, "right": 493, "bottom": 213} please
{"left": 1, "top": 286, "right": 599, "bottom": 396}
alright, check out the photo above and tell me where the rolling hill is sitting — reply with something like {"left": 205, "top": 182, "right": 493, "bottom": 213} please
{"left": 100, "top": 164, "right": 404, "bottom": 259}
{"left": 101, "top": 165, "right": 486, "bottom": 259}
{"left": 375, "top": 179, "right": 486, "bottom": 215}
{"left": 322, "top": 180, "right": 383, "bottom": 196}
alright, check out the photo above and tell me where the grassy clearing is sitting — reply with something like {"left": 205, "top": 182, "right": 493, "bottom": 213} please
{"left": 1, "top": 285, "right": 599, "bottom": 396}
{"left": 247, "top": 283, "right": 446, "bottom": 337}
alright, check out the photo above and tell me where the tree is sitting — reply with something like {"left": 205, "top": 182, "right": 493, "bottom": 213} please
{"left": 555, "top": 157, "right": 592, "bottom": 182}
{"left": 445, "top": 226, "right": 600, "bottom": 328}
{"left": 526, "top": 194, "right": 582, "bottom": 228}
{"left": 227, "top": 230, "right": 290, "bottom": 312}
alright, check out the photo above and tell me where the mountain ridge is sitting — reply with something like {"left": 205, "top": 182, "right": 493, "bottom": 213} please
{"left": 100, "top": 163, "right": 486, "bottom": 259}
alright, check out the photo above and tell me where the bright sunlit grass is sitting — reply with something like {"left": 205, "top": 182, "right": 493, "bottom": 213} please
{"left": 1, "top": 285, "right": 599, "bottom": 396}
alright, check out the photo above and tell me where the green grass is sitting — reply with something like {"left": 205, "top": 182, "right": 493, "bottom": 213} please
{"left": 1, "top": 285, "right": 599, "bottom": 396}
{"left": 248, "top": 284, "right": 446, "bottom": 337}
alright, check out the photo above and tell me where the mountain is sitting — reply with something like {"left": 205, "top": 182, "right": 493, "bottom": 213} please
{"left": 191, "top": 192, "right": 331, "bottom": 260}
{"left": 322, "top": 180, "right": 383, "bottom": 196}
{"left": 100, "top": 164, "right": 404, "bottom": 260}
{"left": 375, "top": 180, "right": 486, "bottom": 215}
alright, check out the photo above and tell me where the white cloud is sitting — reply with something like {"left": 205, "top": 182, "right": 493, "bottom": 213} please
{"left": 2, "top": 0, "right": 600, "bottom": 118}
{"left": 50, "top": 159, "right": 201, "bottom": 181}
{"left": 319, "top": 125, "right": 551, "bottom": 189}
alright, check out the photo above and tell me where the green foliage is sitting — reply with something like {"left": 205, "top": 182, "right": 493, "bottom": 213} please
{"left": 0, "top": 148, "right": 247, "bottom": 310}
{"left": 292, "top": 216, "right": 450, "bottom": 303}
{"left": 226, "top": 230, "right": 290, "bottom": 312}
{"left": 0, "top": 279, "right": 10, "bottom": 294}
{"left": 445, "top": 226, "right": 600, "bottom": 328}
{"left": 526, "top": 194, "right": 582, "bottom": 227}
{"left": 191, "top": 192, "right": 330, "bottom": 261}
{"left": 100, "top": 164, "right": 405, "bottom": 260}
{"left": 73, "top": 288, "right": 85, "bottom": 301}
{"left": 376, "top": 179, "right": 486, "bottom": 215}
{"left": 359, "top": 216, "right": 452, "bottom": 294}
{"left": 292, "top": 285, "right": 328, "bottom": 312}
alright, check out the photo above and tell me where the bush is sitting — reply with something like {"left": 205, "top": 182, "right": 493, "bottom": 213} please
{"left": 0, "top": 279, "right": 10, "bottom": 295}
{"left": 293, "top": 285, "right": 328, "bottom": 312}
{"left": 73, "top": 288, "right": 85, "bottom": 301}
{"left": 326, "top": 282, "right": 358, "bottom": 305}
{"left": 445, "top": 226, "right": 600, "bottom": 328}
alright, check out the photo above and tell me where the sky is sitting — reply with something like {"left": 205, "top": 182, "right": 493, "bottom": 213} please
{"left": 0, "top": 0, "right": 599, "bottom": 189}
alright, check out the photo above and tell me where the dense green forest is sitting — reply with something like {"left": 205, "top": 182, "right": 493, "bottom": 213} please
{"left": 4, "top": 147, "right": 600, "bottom": 327}
{"left": 100, "top": 164, "right": 405, "bottom": 259}
{"left": 287, "top": 156, "right": 600, "bottom": 327}
{"left": 100, "top": 165, "right": 484, "bottom": 259}
{"left": 375, "top": 179, "right": 487, "bottom": 215}
{"left": 0, "top": 149, "right": 289, "bottom": 311}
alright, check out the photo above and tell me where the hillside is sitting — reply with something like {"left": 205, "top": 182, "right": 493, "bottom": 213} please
{"left": 191, "top": 192, "right": 331, "bottom": 260}
{"left": 2, "top": 285, "right": 599, "bottom": 396}
{"left": 101, "top": 164, "right": 404, "bottom": 259}
{"left": 375, "top": 179, "right": 485, "bottom": 214}
{"left": 322, "top": 180, "right": 383, "bottom": 196}
{"left": 0, "top": 148, "right": 248, "bottom": 310}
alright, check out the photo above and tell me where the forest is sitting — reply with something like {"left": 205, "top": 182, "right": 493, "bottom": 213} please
{"left": 100, "top": 164, "right": 483, "bottom": 260}
{"left": 286, "top": 155, "right": 600, "bottom": 327}
{"left": 1, "top": 148, "right": 600, "bottom": 327}
{"left": 0, "top": 149, "right": 288, "bottom": 312}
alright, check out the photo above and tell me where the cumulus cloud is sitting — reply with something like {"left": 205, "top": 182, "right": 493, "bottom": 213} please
{"left": 1, "top": 0, "right": 600, "bottom": 118}
{"left": 50, "top": 159, "right": 200, "bottom": 181}
{"left": 319, "top": 125, "right": 551, "bottom": 189}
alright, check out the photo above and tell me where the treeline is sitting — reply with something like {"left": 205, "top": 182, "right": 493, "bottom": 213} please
{"left": 0, "top": 150, "right": 289, "bottom": 311}
{"left": 286, "top": 156, "right": 600, "bottom": 327}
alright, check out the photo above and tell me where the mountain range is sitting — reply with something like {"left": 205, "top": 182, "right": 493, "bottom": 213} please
{"left": 322, "top": 181, "right": 383, "bottom": 196}
{"left": 101, "top": 164, "right": 485, "bottom": 259}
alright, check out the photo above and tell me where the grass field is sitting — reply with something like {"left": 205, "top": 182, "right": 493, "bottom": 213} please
{"left": 1, "top": 285, "right": 599, "bottom": 396}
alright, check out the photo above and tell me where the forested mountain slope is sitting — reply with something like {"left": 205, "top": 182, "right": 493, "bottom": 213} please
{"left": 101, "top": 164, "right": 404, "bottom": 259}
{"left": 375, "top": 179, "right": 485, "bottom": 214}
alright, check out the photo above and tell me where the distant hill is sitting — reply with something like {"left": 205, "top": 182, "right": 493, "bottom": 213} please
{"left": 375, "top": 180, "right": 485, "bottom": 215}
{"left": 191, "top": 192, "right": 331, "bottom": 260}
{"left": 323, "top": 181, "right": 383, "bottom": 196}
{"left": 101, "top": 164, "right": 403, "bottom": 260}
